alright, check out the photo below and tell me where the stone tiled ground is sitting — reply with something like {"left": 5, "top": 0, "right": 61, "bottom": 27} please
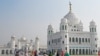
{"left": 0, "top": 54, "right": 98, "bottom": 56}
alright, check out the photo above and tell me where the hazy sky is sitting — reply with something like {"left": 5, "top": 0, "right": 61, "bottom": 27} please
{"left": 0, "top": 0, "right": 100, "bottom": 46}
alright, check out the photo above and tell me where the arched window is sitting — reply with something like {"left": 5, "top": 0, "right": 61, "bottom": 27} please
{"left": 79, "top": 38, "right": 81, "bottom": 44}
{"left": 95, "top": 50, "right": 97, "bottom": 52}
{"left": 1, "top": 50, "right": 4, "bottom": 54}
{"left": 65, "top": 47, "right": 67, "bottom": 50}
{"left": 72, "top": 49, "right": 75, "bottom": 55}
{"left": 83, "top": 49, "right": 85, "bottom": 55}
{"left": 69, "top": 49, "right": 71, "bottom": 55}
{"left": 48, "top": 31, "right": 50, "bottom": 34}
{"left": 69, "top": 37, "right": 71, "bottom": 42}
{"left": 62, "top": 25, "right": 64, "bottom": 30}
{"left": 86, "top": 49, "right": 88, "bottom": 55}
{"left": 95, "top": 44, "right": 97, "bottom": 47}
{"left": 92, "top": 28, "right": 94, "bottom": 32}
{"left": 76, "top": 38, "right": 78, "bottom": 42}
{"left": 74, "top": 26, "right": 76, "bottom": 28}
{"left": 76, "top": 49, "right": 78, "bottom": 55}
{"left": 79, "top": 49, "right": 81, "bottom": 55}
{"left": 62, "top": 41, "right": 64, "bottom": 44}
{"left": 6, "top": 50, "right": 8, "bottom": 55}
{"left": 10, "top": 50, "right": 12, "bottom": 54}
{"left": 48, "top": 41, "right": 50, "bottom": 45}
{"left": 72, "top": 38, "right": 74, "bottom": 42}
{"left": 85, "top": 38, "right": 87, "bottom": 42}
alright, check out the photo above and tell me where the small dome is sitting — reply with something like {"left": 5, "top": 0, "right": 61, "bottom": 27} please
{"left": 48, "top": 24, "right": 52, "bottom": 28}
{"left": 11, "top": 35, "right": 16, "bottom": 40}
{"left": 21, "top": 37, "right": 26, "bottom": 41}
{"left": 64, "top": 11, "right": 79, "bottom": 24}
{"left": 61, "top": 18, "right": 68, "bottom": 23}
{"left": 90, "top": 20, "right": 96, "bottom": 25}
{"left": 48, "top": 24, "right": 53, "bottom": 29}
{"left": 36, "top": 37, "right": 39, "bottom": 40}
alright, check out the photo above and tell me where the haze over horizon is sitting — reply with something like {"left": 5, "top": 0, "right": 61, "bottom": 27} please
{"left": 0, "top": 0, "right": 100, "bottom": 46}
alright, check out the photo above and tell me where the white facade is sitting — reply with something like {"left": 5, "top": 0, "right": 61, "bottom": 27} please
{"left": 47, "top": 3, "right": 98, "bottom": 55}
{"left": 0, "top": 36, "right": 40, "bottom": 56}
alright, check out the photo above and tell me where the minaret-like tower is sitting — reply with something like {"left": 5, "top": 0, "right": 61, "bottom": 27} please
{"left": 60, "top": 18, "right": 68, "bottom": 32}
{"left": 47, "top": 25, "right": 54, "bottom": 36}
{"left": 90, "top": 20, "right": 96, "bottom": 32}
{"left": 60, "top": 18, "right": 69, "bottom": 53}
{"left": 10, "top": 35, "right": 16, "bottom": 49}
{"left": 47, "top": 25, "right": 53, "bottom": 51}
{"left": 89, "top": 20, "right": 98, "bottom": 54}
{"left": 78, "top": 21, "right": 83, "bottom": 31}
{"left": 35, "top": 37, "right": 39, "bottom": 54}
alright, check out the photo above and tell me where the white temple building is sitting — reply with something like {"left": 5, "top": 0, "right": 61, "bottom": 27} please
{"left": 0, "top": 36, "right": 40, "bottom": 56}
{"left": 47, "top": 2, "right": 98, "bottom": 55}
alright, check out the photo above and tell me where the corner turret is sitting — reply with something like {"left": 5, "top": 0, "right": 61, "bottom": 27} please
{"left": 10, "top": 35, "right": 16, "bottom": 49}
{"left": 89, "top": 20, "right": 96, "bottom": 32}
{"left": 47, "top": 25, "right": 54, "bottom": 36}
{"left": 78, "top": 20, "right": 83, "bottom": 31}
{"left": 89, "top": 20, "right": 98, "bottom": 54}
{"left": 60, "top": 18, "right": 68, "bottom": 32}
{"left": 35, "top": 37, "right": 39, "bottom": 54}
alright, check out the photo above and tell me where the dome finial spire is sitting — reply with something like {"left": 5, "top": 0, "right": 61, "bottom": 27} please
{"left": 69, "top": 1, "right": 72, "bottom": 12}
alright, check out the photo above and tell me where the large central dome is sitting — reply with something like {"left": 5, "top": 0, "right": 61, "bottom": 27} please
{"left": 64, "top": 11, "right": 79, "bottom": 24}
{"left": 63, "top": 2, "right": 79, "bottom": 24}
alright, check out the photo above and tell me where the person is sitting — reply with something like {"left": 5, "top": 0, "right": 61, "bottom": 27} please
{"left": 61, "top": 51, "right": 64, "bottom": 56}
{"left": 14, "top": 49, "right": 19, "bottom": 56}
{"left": 43, "top": 53, "right": 48, "bottom": 56}
{"left": 54, "top": 50, "right": 57, "bottom": 56}
{"left": 15, "top": 51, "right": 19, "bottom": 56}
{"left": 64, "top": 50, "right": 70, "bottom": 56}
{"left": 56, "top": 51, "right": 60, "bottom": 56}
{"left": 30, "top": 50, "right": 34, "bottom": 56}
{"left": 49, "top": 51, "right": 53, "bottom": 56}
{"left": 34, "top": 50, "right": 38, "bottom": 56}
